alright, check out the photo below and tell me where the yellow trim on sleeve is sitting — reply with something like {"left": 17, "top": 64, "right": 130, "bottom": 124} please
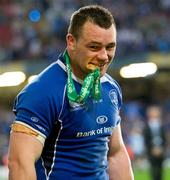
{"left": 11, "top": 122, "right": 45, "bottom": 145}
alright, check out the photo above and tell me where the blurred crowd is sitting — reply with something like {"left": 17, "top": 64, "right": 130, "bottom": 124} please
{"left": 0, "top": 106, "right": 13, "bottom": 166}
{"left": 121, "top": 101, "right": 170, "bottom": 165}
{"left": 0, "top": 0, "right": 170, "bottom": 64}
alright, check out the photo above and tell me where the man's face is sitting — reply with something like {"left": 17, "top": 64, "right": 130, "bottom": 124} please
{"left": 67, "top": 21, "right": 117, "bottom": 79}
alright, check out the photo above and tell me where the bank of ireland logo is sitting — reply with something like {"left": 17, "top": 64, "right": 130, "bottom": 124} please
{"left": 96, "top": 115, "right": 108, "bottom": 124}
{"left": 109, "top": 89, "right": 118, "bottom": 106}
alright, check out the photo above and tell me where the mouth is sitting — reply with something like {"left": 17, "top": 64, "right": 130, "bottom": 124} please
{"left": 87, "top": 63, "right": 106, "bottom": 71}
{"left": 87, "top": 63, "right": 98, "bottom": 70}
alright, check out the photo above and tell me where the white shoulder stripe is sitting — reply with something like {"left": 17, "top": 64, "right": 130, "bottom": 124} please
{"left": 101, "top": 76, "right": 109, "bottom": 83}
{"left": 101, "top": 74, "right": 116, "bottom": 85}
{"left": 58, "top": 85, "right": 66, "bottom": 121}
{"left": 57, "top": 59, "right": 66, "bottom": 71}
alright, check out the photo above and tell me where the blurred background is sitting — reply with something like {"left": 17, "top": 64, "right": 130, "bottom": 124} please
{"left": 0, "top": 0, "right": 170, "bottom": 179}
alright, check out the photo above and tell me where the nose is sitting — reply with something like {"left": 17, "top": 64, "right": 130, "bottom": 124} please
{"left": 97, "top": 47, "right": 108, "bottom": 62}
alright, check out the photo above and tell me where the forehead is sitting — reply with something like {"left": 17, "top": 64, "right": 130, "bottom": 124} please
{"left": 79, "top": 21, "right": 116, "bottom": 44}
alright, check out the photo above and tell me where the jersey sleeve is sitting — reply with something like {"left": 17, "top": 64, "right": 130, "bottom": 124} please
{"left": 13, "top": 81, "right": 58, "bottom": 139}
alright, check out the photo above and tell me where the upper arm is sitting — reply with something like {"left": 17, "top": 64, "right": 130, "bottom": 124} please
{"left": 107, "top": 125, "right": 134, "bottom": 180}
{"left": 108, "top": 124, "right": 126, "bottom": 157}
{"left": 8, "top": 131, "right": 43, "bottom": 166}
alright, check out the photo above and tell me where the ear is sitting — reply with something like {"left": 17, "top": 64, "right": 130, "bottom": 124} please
{"left": 66, "top": 33, "right": 76, "bottom": 50}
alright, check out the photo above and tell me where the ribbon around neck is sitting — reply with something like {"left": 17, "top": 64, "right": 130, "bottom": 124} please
{"left": 64, "top": 51, "right": 101, "bottom": 104}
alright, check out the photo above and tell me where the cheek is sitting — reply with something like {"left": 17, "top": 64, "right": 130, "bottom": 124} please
{"left": 109, "top": 48, "right": 116, "bottom": 57}
{"left": 112, "top": 48, "right": 116, "bottom": 56}
{"left": 80, "top": 52, "right": 94, "bottom": 64}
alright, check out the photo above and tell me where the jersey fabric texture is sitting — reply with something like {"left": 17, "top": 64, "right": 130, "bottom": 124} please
{"left": 13, "top": 53, "right": 123, "bottom": 180}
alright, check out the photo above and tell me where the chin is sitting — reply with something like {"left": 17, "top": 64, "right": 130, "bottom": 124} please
{"left": 100, "top": 68, "right": 107, "bottom": 76}
{"left": 100, "top": 71, "right": 105, "bottom": 77}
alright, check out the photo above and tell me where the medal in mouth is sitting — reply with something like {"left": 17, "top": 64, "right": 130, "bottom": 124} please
{"left": 64, "top": 51, "right": 101, "bottom": 103}
{"left": 87, "top": 63, "right": 98, "bottom": 71}
{"left": 87, "top": 62, "right": 106, "bottom": 71}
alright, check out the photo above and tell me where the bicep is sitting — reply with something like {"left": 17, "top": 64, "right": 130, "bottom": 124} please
{"left": 8, "top": 132, "right": 43, "bottom": 164}
{"left": 108, "top": 125, "right": 134, "bottom": 180}
{"left": 108, "top": 124, "right": 125, "bottom": 156}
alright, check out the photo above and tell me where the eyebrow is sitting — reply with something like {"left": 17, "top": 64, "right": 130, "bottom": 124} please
{"left": 87, "top": 41, "right": 116, "bottom": 46}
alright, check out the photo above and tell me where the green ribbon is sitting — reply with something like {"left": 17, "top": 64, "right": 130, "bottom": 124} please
{"left": 64, "top": 51, "right": 101, "bottom": 104}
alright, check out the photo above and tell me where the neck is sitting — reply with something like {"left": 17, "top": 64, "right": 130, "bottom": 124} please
{"left": 65, "top": 49, "right": 86, "bottom": 80}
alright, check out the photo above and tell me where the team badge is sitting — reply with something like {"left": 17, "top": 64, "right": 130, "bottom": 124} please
{"left": 109, "top": 89, "right": 118, "bottom": 106}
{"left": 96, "top": 115, "right": 108, "bottom": 124}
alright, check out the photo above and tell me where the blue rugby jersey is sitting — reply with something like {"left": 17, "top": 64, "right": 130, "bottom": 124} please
{"left": 13, "top": 53, "right": 122, "bottom": 180}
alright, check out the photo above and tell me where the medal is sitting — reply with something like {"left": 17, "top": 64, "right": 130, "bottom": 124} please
{"left": 64, "top": 51, "right": 101, "bottom": 103}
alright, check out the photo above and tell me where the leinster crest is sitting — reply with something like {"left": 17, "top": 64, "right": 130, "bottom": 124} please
{"left": 109, "top": 89, "right": 118, "bottom": 106}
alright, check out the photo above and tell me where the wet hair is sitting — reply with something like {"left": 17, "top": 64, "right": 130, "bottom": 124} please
{"left": 68, "top": 5, "right": 116, "bottom": 40}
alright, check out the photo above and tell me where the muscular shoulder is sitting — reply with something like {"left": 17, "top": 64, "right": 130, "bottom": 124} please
{"left": 102, "top": 74, "right": 121, "bottom": 92}
{"left": 13, "top": 60, "right": 67, "bottom": 121}
{"left": 13, "top": 59, "right": 67, "bottom": 136}
{"left": 19, "top": 61, "right": 66, "bottom": 99}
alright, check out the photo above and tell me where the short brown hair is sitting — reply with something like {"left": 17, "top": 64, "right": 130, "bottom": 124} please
{"left": 68, "top": 5, "right": 115, "bottom": 40}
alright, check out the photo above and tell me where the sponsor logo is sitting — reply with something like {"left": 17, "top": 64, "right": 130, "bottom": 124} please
{"left": 31, "top": 117, "right": 39, "bottom": 122}
{"left": 34, "top": 124, "right": 46, "bottom": 132}
{"left": 109, "top": 89, "right": 118, "bottom": 106}
{"left": 96, "top": 115, "right": 108, "bottom": 124}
